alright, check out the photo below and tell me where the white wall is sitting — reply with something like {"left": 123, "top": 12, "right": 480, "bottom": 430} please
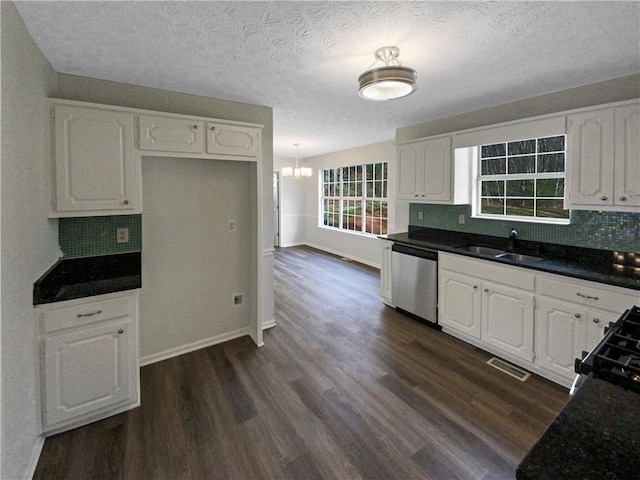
{"left": 274, "top": 156, "right": 307, "bottom": 246}
{"left": 275, "top": 141, "right": 395, "bottom": 267}
{"left": 1, "top": 3, "right": 60, "bottom": 478}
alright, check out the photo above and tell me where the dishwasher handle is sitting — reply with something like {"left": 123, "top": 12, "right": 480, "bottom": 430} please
{"left": 391, "top": 244, "right": 438, "bottom": 261}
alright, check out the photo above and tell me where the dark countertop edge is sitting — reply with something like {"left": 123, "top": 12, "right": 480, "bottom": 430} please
{"left": 34, "top": 284, "right": 141, "bottom": 306}
{"left": 33, "top": 251, "right": 142, "bottom": 305}
{"left": 380, "top": 229, "right": 640, "bottom": 291}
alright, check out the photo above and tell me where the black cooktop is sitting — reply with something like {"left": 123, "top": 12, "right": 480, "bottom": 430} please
{"left": 576, "top": 306, "right": 640, "bottom": 393}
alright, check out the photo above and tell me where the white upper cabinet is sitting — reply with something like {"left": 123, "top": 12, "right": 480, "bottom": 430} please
{"left": 567, "top": 102, "right": 639, "bottom": 211}
{"left": 206, "top": 122, "right": 260, "bottom": 158}
{"left": 397, "top": 136, "right": 452, "bottom": 202}
{"left": 614, "top": 104, "right": 640, "bottom": 208}
{"left": 138, "top": 115, "right": 204, "bottom": 154}
{"left": 53, "top": 105, "right": 138, "bottom": 216}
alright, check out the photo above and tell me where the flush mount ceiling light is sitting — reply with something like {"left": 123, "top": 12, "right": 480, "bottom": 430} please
{"left": 358, "top": 46, "right": 417, "bottom": 101}
{"left": 282, "top": 143, "right": 312, "bottom": 180}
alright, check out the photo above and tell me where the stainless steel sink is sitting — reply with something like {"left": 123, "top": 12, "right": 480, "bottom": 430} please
{"left": 495, "top": 252, "right": 544, "bottom": 263}
{"left": 460, "top": 245, "right": 505, "bottom": 256}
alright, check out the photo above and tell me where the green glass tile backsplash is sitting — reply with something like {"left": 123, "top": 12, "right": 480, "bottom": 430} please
{"left": 409, "top": 204, "right": 640, "bottom": 252}
{"left": 59, "top": 215, "right": 142, "bottom": 257}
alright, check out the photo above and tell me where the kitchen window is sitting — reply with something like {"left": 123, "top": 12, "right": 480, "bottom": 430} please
{"left": 321, "top": 162, "right": 388, "bottom": 235}
{"left": 475, "top": 135, "right": 570, "bottom": 223}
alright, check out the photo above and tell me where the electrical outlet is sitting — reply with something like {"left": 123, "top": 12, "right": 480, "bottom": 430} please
{"left": 233, "top": 294, "right": 244, "bottom": 306}
{"left": 458, "top": 214, "right": 466, "bottom": 225}
{"left": 116, "top": 227, "right": 129, "bottom": 243}
{"left": 418, "top": 211, "right": 424, "bottom": 221}
{"left": 228, "top": 220, "right": 237, "bottom": 232}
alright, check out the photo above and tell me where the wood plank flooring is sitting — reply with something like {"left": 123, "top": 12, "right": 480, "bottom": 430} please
{"left": 34, "top": 246, "right": 569, "bottom": 480}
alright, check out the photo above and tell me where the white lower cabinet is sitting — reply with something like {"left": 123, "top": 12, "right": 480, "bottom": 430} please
{"left": 439, "top": 260, "right": 534, "bottom": 363}
{"left": 482, "top": 281, "right": 534, "bottom": 362}
{"left": 438, "top": 252, "right": 637, "bottom": 388}
{"left": 39, "top": 291, "right": 140, "bottom": 434}
{"left": 379, "top": 240, "right": 393, "bottom": 305}
{"left": 439, "top": 270, "right": 481, "bottom": 339}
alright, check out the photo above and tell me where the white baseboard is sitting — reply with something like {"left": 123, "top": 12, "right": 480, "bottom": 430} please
{"left": 262, "top": 318, "right": 277, "bottom": 329}
{"left": 139, "top": 326, "right": 250, "bottom": 366}
{"left": 25, "top": 436, "right": 45, "bottom": 479}
{"left": 304, "top": 242, "right": 380, "bottom": 269}
{"left": 139, "top": 320, "right": 278, "bottom": 366}
{"left": 278, "top": 241, "right": 305, "bottom": 248}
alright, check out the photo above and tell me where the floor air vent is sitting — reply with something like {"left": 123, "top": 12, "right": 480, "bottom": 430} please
{"left": 487, "top": 357, "right": 531, "bottom": 382}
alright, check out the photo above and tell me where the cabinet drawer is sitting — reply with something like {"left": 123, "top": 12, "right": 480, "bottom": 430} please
{"left": 538, "top": 276, "right": 637, "bottom": 313}
{"left": 42, "top": 295, "right": 132, "bottom": 333}
{"left": 439, "top": 253, "right": 535, "bottom": 291}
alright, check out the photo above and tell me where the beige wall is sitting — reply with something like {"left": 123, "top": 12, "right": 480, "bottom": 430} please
{"left": 1, "top": 3, "right": 60, "bottom": 478}
{"left": 397, "top": 74, "right": 640, "bottom": 143}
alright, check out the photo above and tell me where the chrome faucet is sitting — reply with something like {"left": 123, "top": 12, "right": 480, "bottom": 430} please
{"left": 508, "top": 228, "right": 518, "bottom": 251}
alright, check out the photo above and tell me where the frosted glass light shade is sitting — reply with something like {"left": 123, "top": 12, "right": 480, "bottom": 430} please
{"left": 358, "top": 66, "right": 417, "bottom": 101}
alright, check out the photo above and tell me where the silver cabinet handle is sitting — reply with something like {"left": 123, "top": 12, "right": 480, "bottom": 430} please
{"left": 620, "top": 196, "right": 627, "bottom": 201}
{"left": 484, "top": 288, "right": 489, "bottom": 293}
{"left": 123, "top": 200, "right": 129, "bottom": 205}
{"left": 473, "top": 285, "right": 478, "bottom": 289}
{"left": 193, "top": 124, "right": 198, "bottom": 129}
{"left": 600, "top": 196, "right": 608, "bottom": 201}
{"left": 574, "top": 313, "right": 582, "bottom": 318}
{"left": 210, "top": 126, "right": 216, "bottom": 131}
{"left": 577, "top": 292, "right": 599, "bottom": 301}
{"left": 117, "top": 329, "right": 124, "bottom": 334}
{"left": 77, "top": 309, "right": 102, "bottom": 318}
{"left": 593, "top": 318, "right": 600, "bottom": 324}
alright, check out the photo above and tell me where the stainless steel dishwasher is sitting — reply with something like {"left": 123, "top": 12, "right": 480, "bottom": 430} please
{"left": 391, "top": 244, "right": 440, "bottom": 329}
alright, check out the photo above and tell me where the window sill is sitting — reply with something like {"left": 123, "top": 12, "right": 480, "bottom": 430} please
{"left": 317, "top": 225, "right": 383, "bottom": 239}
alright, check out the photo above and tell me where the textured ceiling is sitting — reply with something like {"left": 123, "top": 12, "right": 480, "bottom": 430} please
{"left": 14, "top": 1, "right": 640, "bottom": 158}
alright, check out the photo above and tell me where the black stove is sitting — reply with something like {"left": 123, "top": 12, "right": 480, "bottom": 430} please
{"left": 575, "top": 305, "right": 640, "bottom": 393}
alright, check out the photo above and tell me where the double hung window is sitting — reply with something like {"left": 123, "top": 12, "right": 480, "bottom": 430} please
{"left": 477, "top": 135, "right": 569, "bottom": 223}
{"left": 321, "top": 162, "right": 388, "bottom": 235}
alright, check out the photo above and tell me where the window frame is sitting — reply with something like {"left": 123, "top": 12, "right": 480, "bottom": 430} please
{"left": 473, "top": 135, "right": 570, "bottom": 225}
{"left": 320, "top": 162, "right": 388, "bottom": 236}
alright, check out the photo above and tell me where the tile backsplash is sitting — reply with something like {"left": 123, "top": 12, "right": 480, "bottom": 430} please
{"left": 59, "top": 215, "right": 142, "bottom": 257}
{"left": 409, "top": 204, "right": 639, "bottom": 252}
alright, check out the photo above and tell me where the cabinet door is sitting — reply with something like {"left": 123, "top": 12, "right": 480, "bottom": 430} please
{"left": 536, "top": 297, "right": 587, "bottom": 380}
{"left": 614, "top": 103, "right": 640, "bottom": 207}
{"left": 138, "top": 115, "right": 204, "bottom": 153}
{"left": 206, "top": 123, "right": 259, "bottom": 158}
{"left": 396, "top": 144, "right": 421, "bottom": 199}
{"left": 481, "top": 282, "right": 534, "bottom": 361}
{"left": 439, "top": 270, "right": 481, "bottom": 339}
{"left": 380, "top": 241, "right": 393, "bottom": 304}
{"left": 421, "top": 136, "right": 452, "bottom": 202}
{"left": 43, "top": 320, "right": 131, "bottom": 428}
{"left": 567, "top": 108, "right": 615, "bottom": 207}
{"left": 54, "top": 106, "right": 136, "bottom": 213}
{"left": 586, "top": 309, "right": 617, "bottom": 351}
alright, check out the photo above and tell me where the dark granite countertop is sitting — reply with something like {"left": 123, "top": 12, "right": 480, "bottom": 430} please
{"left": 383, "top": 227, "right": 640, "bottom": 291}
{"left": 33, "top": 252, "right": 141, "bottom": 305}
{"left": 516, "top": 377, "right": 640, "bottom": 480}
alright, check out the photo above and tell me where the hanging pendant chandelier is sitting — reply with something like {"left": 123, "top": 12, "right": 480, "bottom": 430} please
{"left": 282, "top": 143, "right": 312, "bottom": 179}
{"left": 358, "top": 46, "right": 417, "bottom": 101}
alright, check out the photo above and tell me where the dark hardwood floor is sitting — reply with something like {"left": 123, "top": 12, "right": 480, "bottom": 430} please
{"left": 34, "top": 246, "right": 569, "bottom": 480}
